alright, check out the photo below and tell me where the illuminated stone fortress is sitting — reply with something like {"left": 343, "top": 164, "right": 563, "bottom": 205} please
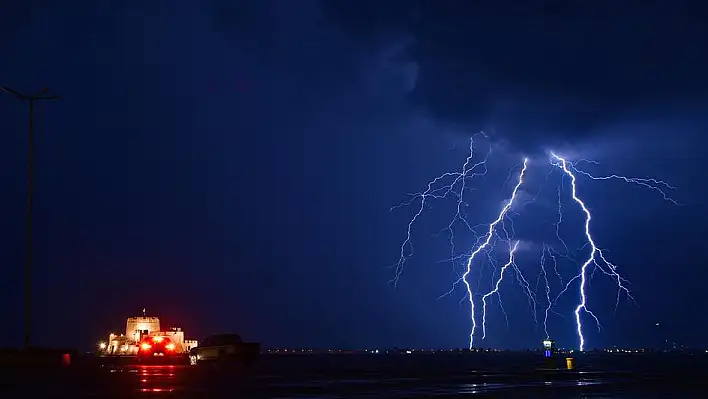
{"left": 99, "top": 310, "right": 198, "bottom": 355}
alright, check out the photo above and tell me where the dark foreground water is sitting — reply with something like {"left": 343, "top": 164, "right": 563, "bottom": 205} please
{"left": 1, "top": 352, "right": 706, "bottom": 398}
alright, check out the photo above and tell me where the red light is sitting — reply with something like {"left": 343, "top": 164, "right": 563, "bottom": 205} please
{"left": 141, "top": 343, "right": 152, "bottom": 350}
{"left": 165, "top": 343, "right": 175, "bottom": 351}
{"left": 152, "top": 337, "right": 163, "bottom": 343}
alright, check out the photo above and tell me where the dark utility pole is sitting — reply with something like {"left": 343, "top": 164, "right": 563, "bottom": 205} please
{"left": 1, "top": 87, "right": 60, "bottom": 349}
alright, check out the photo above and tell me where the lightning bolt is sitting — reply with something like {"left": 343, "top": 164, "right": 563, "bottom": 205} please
{"left": 541, "top": 244, "right": 560, "bottom": 339}
{"left": 571, "top": 167, "right": 680, "bottom": 206}
{"left": 391, "top": 133, "right": 490, "bottom": 287}
{"left": 550, "top": 153, "right": 635, "bottom": 352}
{"left": 459, "top": 158, "right": 528, "bottom": 348}
{"left": 481, "top": 240, "right": 520, "bottom": 340}
{"left": 393, "top": 137, "right": 676, "bottom": 351}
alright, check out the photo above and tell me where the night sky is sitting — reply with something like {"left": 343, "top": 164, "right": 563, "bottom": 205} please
{"left": 1, "top": 1, "right": 706, "bottom": 351}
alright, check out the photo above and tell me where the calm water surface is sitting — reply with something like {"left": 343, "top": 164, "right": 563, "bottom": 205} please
{"left": 1, "top": 353, "right": 706, "bottom": 398}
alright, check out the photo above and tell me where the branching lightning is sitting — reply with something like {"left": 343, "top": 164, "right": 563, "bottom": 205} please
{"left": 457, "top": 158, "right": 528, "bottom": 348}
{"left": 481, "top": 240, "right": 520, "bottom": 340}
{"left": 392, "top": 133, "right": 491, "bottom": 287}
{"left": 537, "top": 244, "right": 554, "bottom": 340}
{"left": 551, "top": 153, "right": 635, "bottom": 351}
{"left": 392, "top": 135, "right": 677, "bottom": 351}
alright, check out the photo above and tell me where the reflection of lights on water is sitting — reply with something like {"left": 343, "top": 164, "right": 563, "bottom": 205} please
{"left": 139, "top": 388, "right": 174, "bottom": 392}
{"left": 135, "top": 365, "right": 178, "bottom": 393}
{"left": 458, "top": 383, "right": 495, "bottom": 394}
{"left": 575, "top": 380, "right": 600, "bottom": 386}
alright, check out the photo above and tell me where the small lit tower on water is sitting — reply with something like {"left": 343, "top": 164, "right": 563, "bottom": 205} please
{"left": 543, "top": 339, "right": 555, "bottom": 359}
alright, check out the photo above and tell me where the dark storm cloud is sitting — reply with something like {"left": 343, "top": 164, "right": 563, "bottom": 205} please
{"left": 201, "top": 0, "right": 423, "bottom": 135}
{"left": 324, "top": 1, "right": 708, "bottom": 153}
{"left": 188, "top": 0, "right": 707, "bottom": 348}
